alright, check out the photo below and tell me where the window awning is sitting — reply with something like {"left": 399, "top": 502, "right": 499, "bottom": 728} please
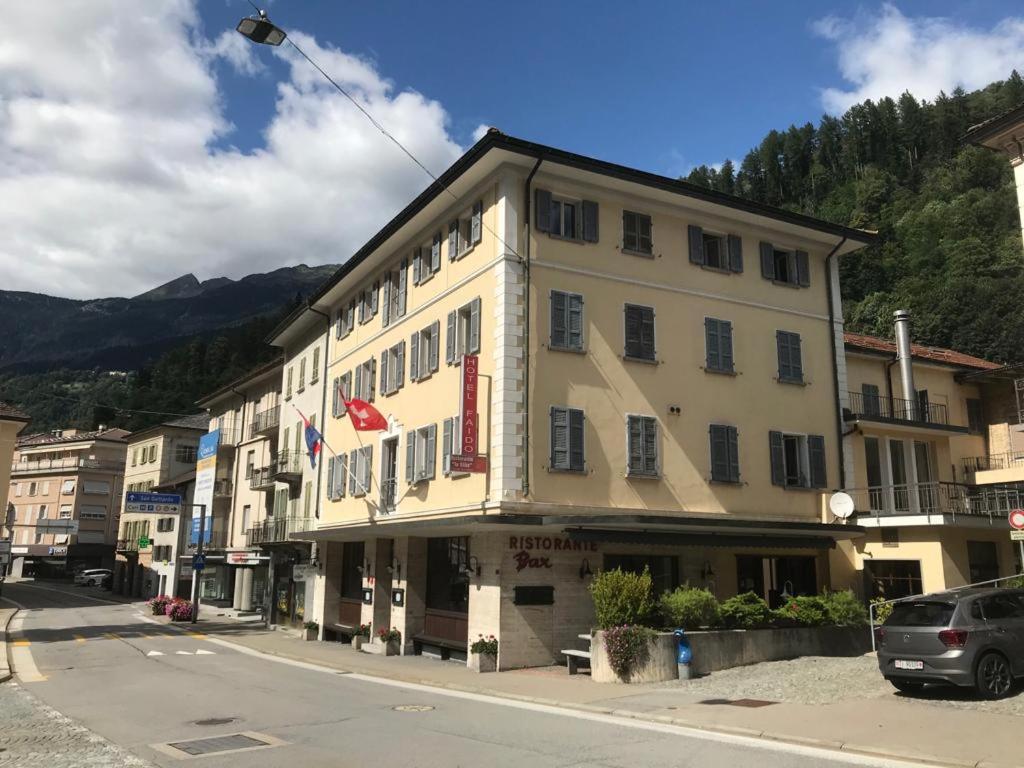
{"left": 565, "top": 528, "right": 835, "bottom": 550}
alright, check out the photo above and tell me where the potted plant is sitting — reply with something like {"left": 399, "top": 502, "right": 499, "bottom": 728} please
{"left": 376, "top": 627, "right": 401, "bottom": 656}
{"left": 148, "top": 594, "right": 172, "bottom": 617}
{"left": 352, "top": 623, "right": 371, "bottom": 650}
{"left": 303, "top": 620, "right": 319, "bottom": 641}
{"left": 469, "top": 634, "right": 498, "bottom": 673}
{"left": 165, "top": 598, "right": 193, "bottom": 622}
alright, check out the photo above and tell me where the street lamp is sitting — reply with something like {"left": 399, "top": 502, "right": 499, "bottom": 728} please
{"left": 236, "top": 11, "right": 286, "bottom": 46}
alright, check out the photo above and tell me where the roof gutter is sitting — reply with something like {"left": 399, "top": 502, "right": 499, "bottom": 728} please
{"left": 825, "top": 235, "right": 848, "bottom": 489}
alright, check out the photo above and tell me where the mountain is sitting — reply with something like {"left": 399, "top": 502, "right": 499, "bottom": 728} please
{"left": 684, "top": 72, "right": 1024, "bottom": 365}
{"left": 0, "top": 264, "right": 338, "bottom": 372}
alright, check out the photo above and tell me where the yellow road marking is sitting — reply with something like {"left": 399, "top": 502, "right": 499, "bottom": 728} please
{"left": 73, "top": 635, "right": 86, "bottom": 643}
{"left": 104, "top": 633, "right": 119, "bottom": 640}
{"left": 12, "top": 640, "right": 30, "bottom": 647}
{"left": 186, "top": 632, "right": 206, "bottom": 639}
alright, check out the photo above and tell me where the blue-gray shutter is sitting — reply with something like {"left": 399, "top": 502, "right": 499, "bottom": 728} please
{"left": 728, "top": 234, "right": 743, "bottom": 273}
{"left": 535, "top": 188, "right": 552, "bottom": 233}
{"left": 395, "top": 342, "right": 405, "bottom": 390}
{"left": 380, "top": 350, "right": 389, "bottom": 395}
{"left": 338, "top": 454, "right": 347, "bottom": 498}
{"left": 581, "top": 200, "right": 599, "bottom": 242}
{"left": 446, "top": 310, "right": 456, "bottom": 363}
{"left": 382, "top": 274, "right": 392, "bottom": 327}
{"left": 448, "top": 220, "right": 459, "bottom": 260}
{"left": 469, "top": 297, "right": 481, "bottom": 354}
{"left": 760, "top": 241, "right": 775, "bottom": 279}
{"left": 369, "top": 358, "right": 376, "bottom": 401}
{"left": 550, "top": 291, "right": 567, "bottom": 348}
{"left": 624, "top": 305, "right": 641, "bottom": 358}
{"left": 349, "top": 449, "right": 358, "bottom": 495}
{"left": 406, "top": 430, "right": 415, "bottom": 483}
{"left": 550, "top": 407, "right": 568, "bottom": 469}
{"left": 429, "top": 320, "right": 440, "bottom": 372}
{"left": 471, "top": 201, "right": 483, "bottom": 245}
{"left": 331, "top": 376, "right": 340, "bottom": 417}
{"left": 568, "top": 294, "right": 583, "bottom": 350}
{"left": 795, "top": 250, "right": 810, "bottom": 287}
{"left": 769, "top": 431, "right": 785, "bottom": 486}
{"left": 363, "top": 446, "right": 373, "bottom": 493}
{"left": 727, "top": 426, "right": 739, "bottom": 482}
{"left": 442, "top": 418, "right": 453, "bottom": 474}
{"left": 431, "top": 232, "right": 441, "bottom": 272}
{"left": 354, "top": 364, "right": 362, "bottom": 402}
{"left": 705, "top": 318, "right": 720, "bottom": 370}
{"left": 327, "top": 456, "right": 336, "bottom": 500}
{"left": 423, "top": 424, "right": 436, "bottom": 479}
{"left": 409, "top": 332, "right": 420, "bottom": 382}
{"left": 627, "top": 416, "right": 643, "bottom": 475}
{"left": 808, "top": 435, "right": 826, "bottom": 488}
{"left": 397, "top": 258, "right": 408, "bottom": 317}
{"left": 710, "top": 425, "right": 729, "bottom": 482}
{"left": 790, "top": 333, "right": 803, "bottom": 381}
{"left": 688, "top": 224, "right": 704, "bottom": 265}
{"left": 623, "top": 211, "right": 637, "bottom": 252}
{"left": 642, "top": 417, "right": 658, "bottom": 475}
{"left": 569, "top": 408, "right": 584, "bottom": 471}
{"left": 371, "top": 281, "right": 379, "bottom": 314}
{"left": 720, "top": 320, "right": 734, "bottom": 373}
{"left": 412, "top": 248, "right": 422, "bottom": 285}
{"left": 640, "top": 307, "right": 655, "bottom": 359}
{"left": 777, "top": 331, "right": 791, "bottom": 381}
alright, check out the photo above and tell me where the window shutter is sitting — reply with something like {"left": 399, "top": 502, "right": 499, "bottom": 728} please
{"left": 721, "top": 320, "right": 734, "bottom": 373}
{"left": 413, "top": 248, "right": 422, "bottom": 285}
{"left": 728, "top": 234, "right": 743, "bottom": 273}
{"left": 429, "top": 320, "right": 440, "bottom": 372}
{"left": 569, "top": 408, "right": 585, "bottom": 471}
{"left": 688, "top": 224, "right": 704, "bottom": 265}
{"left": 624, "top": 306, "right": 640, "bottom": 357}
{"left": 705, "top": 318, "right": 719, "bottom": 370}
{"left": 769, "top": 431, "right": 786, "bottom": 486}
{"left": 331, "top": 376, "right": 339, "bottom": 417}
{"left": 425, "top": 424, "right": 437, "bottom": 479}
{"left": 582, "top": 200, "right": 599, "bottom": 242}
{"left": 568, "top": 294, "right": 583, "bottom": 350}
{"left": 431, "top": 232, "right": 441, "bottom": 272}
{"left": 349, "top": 449, "right": 358, "bottom": 495}
{"left": 327, "top": 457, "right": 336, "bottom": 500}
{"left": 406, "top": 430, "right": 415, "bottom": 483}
{"left": 471, "top": 200, "right": 483, "bottom": 245}
{"left": 710, "top": 425, "right": 728, "bottom": 481}
{"left": 776, "top": 331, "right": 790, "bottom": 380}
{"left": 627, "top": 416, "right": 643, "bottom": 475}
{"left": 641, "top": 307, "right": 655, "bottom": 359}
{"left": 550, "top": 291, "right": 567, "bottom": 348}
{"left": 622, "top": 211, "right": 637, "bottom": 251}
{"left": 380, "top": 351, "right": 389, "bottom": 395}
{"left": 446, "top": 310, "right": 456, "bottom": 363}
{"left": 550, "top": 407, "right": 568, "bottom": 469}
{"left": 334, "top": 309, "right": 343, "bottom": 339}
{"left": 382, "top": 274, "right": 392, "bottom": 326}
{"left": 354, "top": 365, "right": 363, "bottom": 402}
{"left": 362, "top": 446, "right": 373, "bottom": 493}
{"left": 808, "top": 435, "right": 826, "bottom": 488}
{"left": 790, "top": 333, "right": 803, "bottom": 381}
{"left": 371, "top": 281, "right": 379, "bottom": 314}
{"left": 340, "top": 371, "right": 350, "bottom": 404}
{"left": 410, "top": 332, "right": 420, "bottom": 382}
{"left": 795, "top": 250, "right": 810, "bottom": 287}
{"left": 369, "top": 358, "right": 376, "bottom": 401}
{"left": 469, "top": 297, "right": 481, "bottom": 354}
{"left": 535, "top": 189, "right": 552, "bottom": 233}
{"left": 338, "top": 454, "right": 347, "bottom": 498}
{"left": 448, "top": 220, "right": 459, "bottom": 260}
{"left": 643, "top": 417, "right": 658, "bottom": 475}
{"left": 760, "top": 241, "right": 774, "bottom": 279}
{"left": 442, "top": 418, "right": 453, "bottom": 475}
{"left": 396, "top": 341, "right": 405, "bottom": 389}
{"left": 397, "top": 258, "right": 408, "bottom": 317}
{"left": 727, "top": 426, "right": 740, "bottom": 482}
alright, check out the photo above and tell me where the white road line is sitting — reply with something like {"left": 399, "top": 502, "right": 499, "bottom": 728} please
{"left": 146, "top": 651, "right": 164, "bottom": 657}
{"left": 195, "top": 649, "right": 216, "bottom": 655}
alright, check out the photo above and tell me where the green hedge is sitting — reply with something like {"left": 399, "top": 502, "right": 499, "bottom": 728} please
{"left": 589, "top": 567, "right": 654, "bottom": 630}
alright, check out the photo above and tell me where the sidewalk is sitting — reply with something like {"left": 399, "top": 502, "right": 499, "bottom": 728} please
{"left": 169, "top": 616, "right": 1021, "bottom": 768}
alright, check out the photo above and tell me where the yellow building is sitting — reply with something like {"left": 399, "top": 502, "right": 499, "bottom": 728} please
{"left": 273, "top": 131, "right": 876, "bottom": 668}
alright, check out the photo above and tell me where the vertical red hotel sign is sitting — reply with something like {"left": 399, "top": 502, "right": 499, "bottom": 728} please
{"left": 452, "top": 354, "right": 487, "bottom": 473}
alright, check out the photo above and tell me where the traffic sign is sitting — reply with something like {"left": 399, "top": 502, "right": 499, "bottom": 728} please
{"left": 138, "top": 536, "right": 151, "bottom": 549}
{"left": 193, "top": 553, "right": 207, "bottom": 571}
{"left": 1009, "top": 509, "right": 1024, "bottom": 531}
{"left": 125, "top": 492, "right": 182, "bottom": 515}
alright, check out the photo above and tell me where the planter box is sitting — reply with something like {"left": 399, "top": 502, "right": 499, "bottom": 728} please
{"left": 350, "top": 635, "right": 365, "bottom": 651}
{"left": 365, "top": 638, "right": 401, "bottom": 656}
{"left": 591, "top": 630, "right": 678, "bottom": 684}
{"left": 468, "top": 652, "right": 497, "bottom": 673}
{"left": 684, "top": 626, "right": 872, "bottom": 675}
{"left": 302, "top": 627, "right": 318, "bottom": 641}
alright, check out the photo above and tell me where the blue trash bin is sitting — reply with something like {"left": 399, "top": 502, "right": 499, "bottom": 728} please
{"left": 674, "top": 629, "right": 692, "bottom": 679}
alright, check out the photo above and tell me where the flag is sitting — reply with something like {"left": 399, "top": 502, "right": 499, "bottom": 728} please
{"left": 344, "top": 398, "right": 388, "bottom": 431}
{"left": 295, "top": 408, "right": 322, "bottom": 469}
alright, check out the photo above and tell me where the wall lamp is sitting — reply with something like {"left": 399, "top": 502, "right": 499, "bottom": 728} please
{"left": 356, "top": 559, "right": 371, "bottom": 575}
{"left": 578, "top": 559, "right": 594, "bottom": 580}
{"left": 386, "top": 558, "right": 402, "bottom": 581}
{"left": 460, "top": 556, "right": 481, "bottom": 577}
{"left": 701, "top": 561, "right": 716, "bottom": 580}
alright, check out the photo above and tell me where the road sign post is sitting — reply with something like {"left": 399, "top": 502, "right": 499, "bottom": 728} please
{"left": 1009, "top": 509, "right": 1024, "bottom": 575}
{"left": 190, "top": 504, "right": 208, "bottom": 624}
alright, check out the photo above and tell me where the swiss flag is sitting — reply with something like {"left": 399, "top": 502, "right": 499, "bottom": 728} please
{"left": 344, "top": 398, "right": 388, "bottom": 431}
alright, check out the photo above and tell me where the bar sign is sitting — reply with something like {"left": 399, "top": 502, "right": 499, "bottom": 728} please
{"left": 461, "top": 354, "right": 479, "bottom": 457}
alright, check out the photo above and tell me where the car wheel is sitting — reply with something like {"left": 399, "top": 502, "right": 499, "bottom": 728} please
{"left": 889, "top": 678, "right": 925, "bottom": 694}
{"left": 976, "top": 652, "right": 1014, "bottom": 699}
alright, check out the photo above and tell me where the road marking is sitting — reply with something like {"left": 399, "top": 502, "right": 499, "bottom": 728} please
{"left": 186, "top": 632, "right": 207, "bottom": 639}
{"left": 195, "top": 649, "right": 216, "bottom": 656}
{"left": 73, "top": 635, "right": 86, "bottom": 643}
{"left": 12, "top": 640, "right": 30, "bottom": 647}
{"left": 104, "top": 633, "right": 119, "bottom": 640}
{"left": 176, "top": 650, "right": 193, "bottom": 655}
{"left": 147, "top": 651, "right": 164, "bottom": 657}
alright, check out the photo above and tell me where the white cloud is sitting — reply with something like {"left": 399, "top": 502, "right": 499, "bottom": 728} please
{"left": 815, "top": 5, "right": 1024, "bottom": 114}
{"left": 0, "top": 1, "right": 463, "bottom": 298}
{"left": 472, "top": 124, "right": 491, "bottom": 142}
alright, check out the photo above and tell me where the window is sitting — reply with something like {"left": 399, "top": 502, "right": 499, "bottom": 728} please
{"left": 688, "top": 225, "right": 742, "bottom": 272}
{"left": 311, "top": 347, "right": 320, "bottom": 384}
{"left": 410, "top": 321, "right": 441, "bottom": 381}
{"left": 175, "top": 444, "right": 197, "bottom": 464}
{"left": 132, "top": 449, "right": 139, "bottom": 467}
{"left": 380, "top": 342, "right": 406, "bottom": 396}
{"left": 623, "top": 304, "right": 656, "bottom": 361}
{"left": 340, "top": 541, "right": 365, "bottom": 601}
{"left": 332, "top": 371, "right": 353, "bottom": 417}
{"left": 626, "top": 415, "right": 659, "bottom": 477}
{"left": 776, "top": 331, "right": 803, "bottom": 383}
{"left": 769, "top": 431, "right": 826, "bottom": 488}
{"left": 425, "top": 537, "right": 470, "bottom": 613}
{"left": 36, "top": 505, "right": 45, "bottom": 519}
{"left": 35, "top": 532, "right": 44, "bottom": 544}
{"left": 298, "top": 357, "right": 306, "bottom": 392}
{"left": 354, "top": 358, "right": 376, "bottom": 402}
{"left": 59, "top": 505, "right": 72, "bottom": 518}
{"left": 534, "top": 189, "right": 599, "bottom": 242}
{"left": 446, "top": 298, "right": 482, "bottom": 363}
{"left": 867, "top": 561, "right": 924, "bottom": 601}
{"left": 41, "top": 481, "right": 49, "bottom": 495}
{"left": 549, "top": 407, "right": 585, "bottom": 472}
{"left": 968, "top": 541, "right": 1000, "bottom": 584}
{"left": 82, "top": 480, "right": 110, "bottom": 495}
{"left": 148, "top": 444, "right": 157, "bottom": 463}
{"left": 61, "top": 480, "right": 75, "bottom": 495}
{"left": 327, "top": 454, "right": 348, "bottom": 501}
{"left": 709, "top": 424, "right": 740, "bottom": 483}
{"left": 303, "top": 481, "right": 312, "bottom": 517}
{"left": 336, "top": 300, "right": 356, "bottom": 339}
{"left": 704, "top": 318, "right": 734, "bottom": 373}
{"left": 604, "top": 554, "right": 678, "bottom": 598}
{"left": 358, "top": 282, "right": 379, "bottom": 324}
{"left": 246, "top": 450, "right": 255, "bottom": 479}
{"left": 881, "top": 528, "right": 899, "bottom": 547}
{"left": 80, "top": 506, "right": 106, "bottom": 520}
{"left": 28, "top": 482, "right": 37, "bottom": 496}
{"left": 966, "top": 398, "right": 984, "bottom": 434}
{"left": 447, "top": 201, "right": 483, "bottom": 261}
{"left": 550, "top": 291, "right": 584, "bottom": 352}
{"left": 760, "top": 241, "right": 809, "bottom": 286}
{"left": 381, "top": 259, "right": 409, "bottom": 327}
{"left": 622, "top": 210, "right": 652, "bottom": 255}
{"left": 348, "top": 446, "right": 373, "bottom": 497}
{"left": 862, "top": 384, "right": 882, "bottom": 417}
{"left": 286, "top": 367, "right": 293, "bottom": 399}
{"left": 406, "top": 424, "right": 438, "bottom": 482}
{"left": 14, "top": 483, "right": 22, "bottom": 497}
{"left": 979, "top": 594, "right": 1024, "bottom": 620}
{"left": 412, "top": 235, "right": 442, "bottom": 285}
{"left": 442, "top": 416, "right": 460, "bottom": 476}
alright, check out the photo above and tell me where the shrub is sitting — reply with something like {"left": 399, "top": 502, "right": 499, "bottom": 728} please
{"left": 603, "top": 625, "right": 654, "bottom": 680}
{"left": 357, "top": 623, "right": 371, "bottom": 638}
{"left": 720, "top": 592, "right": 773, "bottom": 629}
{"left": 775, "top": 595, "right": 828, "bottom": 627}
{"left": 1002, "top": 574, "right": 1024, "bottom": 589}
{"left": 822, "top": 590, "right": 869, "bottom": 627}
{"left": 148, "top": 595, "right": 172, "bottom": 616}
{"left": 377, "top": 627, "right": 401, "bottom": 643}
{"left": 304, "top": 620, "right": 319, "bottom": 631}
{"left": 589, "top": 568, "right": 654, "bottom": 629}
{"left": 658, "top": 586, "right": 720, "bottom": 630}
{"left": 166, "top": 600, "right": 193, "bottom": 622}
{"left": 470, "top": 634, "right": 498, "bottom": 655}
{"left": 870, "top": 598, "right": 893, "bottom": 624}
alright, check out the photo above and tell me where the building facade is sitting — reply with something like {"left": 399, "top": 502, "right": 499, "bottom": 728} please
{"left": 7, "top": 428, "right": 128, "bottom": 577}
{"left": 1, "top": 403, "right": 31, "bottom": 563}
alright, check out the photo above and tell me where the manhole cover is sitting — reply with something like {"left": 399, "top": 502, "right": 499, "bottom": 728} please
{"left": 193, "top": 718, "right": 236, "bottom": 727}
{"left": 167, "top": 733, "right": 268, "bottom": 756}
{"left": 392, "top": 705, "right": 434, "bottom": 712}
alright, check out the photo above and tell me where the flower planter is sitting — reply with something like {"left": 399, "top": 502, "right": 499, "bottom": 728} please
{"left": 382, "top": 639, "right": 400, "bottom": 657}
{"left": 350, "top": 635, "right": 364, "bottom": 651}
{"left": 468, "top": 652, "right": 497, "bottom": 673}
{"left": 591, "top": 630, "right": 679, "bottom": 684}
{"left": 303, "top": 627, "right": 318, "bottom": 641}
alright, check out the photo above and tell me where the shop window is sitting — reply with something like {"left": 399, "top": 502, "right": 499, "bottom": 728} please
{"left": 968, "top": 540, "right": 999, "bottom": 584}
{"left": 425, "top": 537, "right": 470, "bottom": 614}
{"left": 866, "top": 560, "right": 923, "bottom": 601}
{"left": 341, "top": 542, "right": 365, "bottom": 601}
{"left": 603, "top": 554, "right": 678, "bottom": 597}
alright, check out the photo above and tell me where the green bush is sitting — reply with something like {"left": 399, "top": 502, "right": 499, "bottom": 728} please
{"left": 720, "top": 592, "right": 773, "bottom": 629}
{"left": 1002, "top": 574, "right": 1024, "bottom": 589}
{"left": 775, "top": 595, "right": 828, "bottom": 626}
{"left": 822, "top": 590, "right": 869, "bottom": 627}
{"left": 870, "top": 597, "right": 893, "bottom": 625}
{"left": 658, "top": 586, "right": 720, "bottom": 630}
{"left": 589, "top": 568, "right": 654, "bottom": 629}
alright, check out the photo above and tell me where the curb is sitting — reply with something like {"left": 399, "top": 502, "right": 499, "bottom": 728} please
{"left": 0, "top": 606, "right": 19, "bottom": 684}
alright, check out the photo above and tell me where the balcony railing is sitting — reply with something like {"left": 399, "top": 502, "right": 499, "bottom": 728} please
{"left": 843, "top": 481, "right": 1024, "bottom": 521}
{"left": 846, "top": 390, "right": 950, "bottom": 426}
{"left": 116, "top": 538, "right": 139, "bottom": 553}
{"left": 12, "top": 457, "right": 124, "bottom": 474}
{"left": 380, "top": 477, "right": 397, "bottom": 514}
{"left": 245, "top": 516, "right": 314, "bottom": 547}
{"left": 249, "top": 466, "right": 277, "bottom": 491}
{"left": 963, "top": 450, "right": 1024, "bottom": 474}
{"left": 271, "top": 450, "right": 304, "bottom": 482}
{"left": 249, "top": 406, "right": 280, "bottom": 439}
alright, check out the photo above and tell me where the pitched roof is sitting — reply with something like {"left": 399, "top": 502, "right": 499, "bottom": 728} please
{"left": 0, "top": 401, "right": 30, "bottom": 422}
{"left": 844, "top": 332, "right": 1001, "bottom": 371}
{"left": 17, "top": 427, "right": 131, "bottom": 447}
{"left": 125, "top": 413, "right": 210, "bottom": 443}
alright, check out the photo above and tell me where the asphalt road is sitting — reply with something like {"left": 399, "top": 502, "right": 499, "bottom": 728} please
{"left": 1, "top": 581, "right": 910, "bottom": 768}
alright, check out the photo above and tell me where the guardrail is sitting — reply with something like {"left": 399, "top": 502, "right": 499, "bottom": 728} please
{"left": 963, "top": 450, "right": 1024, "bottom": 474}
{"left": 11, "top": 458, "right": 124, "bottom": 474}
{"left": 846, "top": 390, "right": 950, "bottom": 426}
{"left": 841, "top": 480, "right": 1020, "bottom": 521}
{"left": 245, "top": 516, "right": 314, "bottom": 547}
{"left": 249, "top": 406, "right": 280, "bottom": 439}
{"left": 249, "top": 466, "right": 276, "bottom": 490}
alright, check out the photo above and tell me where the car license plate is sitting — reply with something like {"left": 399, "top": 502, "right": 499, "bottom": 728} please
{"left": 894, "top": 659, "right": 924, "bottom": 671}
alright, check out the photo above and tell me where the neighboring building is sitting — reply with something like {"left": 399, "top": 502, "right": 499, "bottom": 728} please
{"left": 271, "top": 130, "right": 875, "bottom": 668}
{"left": 113, "top": 414, "right": 208, "bottom": 598}
{"left": 1, "top": 403, "right": 31, "bottom": 559}
{"left": 8, "top": 427, "right": 128, "bottom": 577}
{"left": 195, "top": 360, "right": 283, "bottom": 617}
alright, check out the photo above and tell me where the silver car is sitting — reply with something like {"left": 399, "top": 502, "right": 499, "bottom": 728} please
{"left": 876, "top": 588, "right": 1024, "bottom": 699}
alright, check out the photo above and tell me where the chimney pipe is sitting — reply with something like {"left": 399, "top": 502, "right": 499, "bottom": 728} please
{"left": 894, "top": 310, "right": 916, "bottom": 419}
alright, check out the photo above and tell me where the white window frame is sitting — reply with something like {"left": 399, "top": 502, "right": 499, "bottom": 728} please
{"left": 625, "top": 414, "right": 660, "bottom": 478}
{"left": 414, "top": 324, "right": 436, "bottom": 380}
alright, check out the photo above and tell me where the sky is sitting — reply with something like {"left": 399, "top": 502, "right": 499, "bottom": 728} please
{"left": 1, "top": 1, "right": 1022, "bottom": 299}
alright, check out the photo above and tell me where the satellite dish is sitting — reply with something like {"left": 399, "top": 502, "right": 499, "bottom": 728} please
{"left": 829, "top": 492, "right": 855, "bottom": 520}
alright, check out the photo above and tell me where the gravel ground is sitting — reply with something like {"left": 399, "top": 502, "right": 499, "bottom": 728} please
{"left": 663, "top": 654, "right": 1024, "bottom": 716}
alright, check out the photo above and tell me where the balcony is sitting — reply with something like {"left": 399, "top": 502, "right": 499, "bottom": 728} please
{"left": 963, "top": 450, "right": 1024, "bottom": 486}
{"left": 245, "top": 516, "right": 314, "bottom": 547}
{"left": 248, "top": 466, "right": 277, "bottom": 491}
{"left": 271, "top": 450, "right": 304, "bottom": 485}
{"left": 843, "top": 480, "right": 1024, "bottom": 524}
{"left": 213, "top": 479, "right": 234, "bottom": 498}
{"left": 249, "top": 406, "right": 280, "bottom": 440}
{"left": 844, "top": 391, "right": 965, "bottom": 434}
{"left": 12, "top": 457, "right": 124, "bottom": 475}
{"left": 116, "top": 538, "right": 139, "bottom": 553}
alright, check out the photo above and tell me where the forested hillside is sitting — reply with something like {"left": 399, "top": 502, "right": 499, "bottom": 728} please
{"left": 685, "top": 72, "right": 1024, "bottom": 364}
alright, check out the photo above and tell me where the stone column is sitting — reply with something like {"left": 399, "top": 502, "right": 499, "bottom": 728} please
{"left": 232, "top": 567, "right": 244, "bottom": 610}
{"left": 240, "top": 567, "right": 254, "bottom": 612}
{"left": 321, "top": 541, "right": 343, "bottom": 638}
{"left": 371, "top": 538, "right": 393, "bottom": 636}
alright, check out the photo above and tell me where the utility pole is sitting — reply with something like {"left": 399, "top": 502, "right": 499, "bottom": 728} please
{"left": 190, "top": 504, "right": 208, "bottom": 624}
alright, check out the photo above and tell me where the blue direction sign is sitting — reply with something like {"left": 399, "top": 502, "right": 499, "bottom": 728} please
{"left": 193, "top": 554, "right": 207, "bottom": 571}
{"left": 124, "top": 492, "right": 182, "bottom": 514}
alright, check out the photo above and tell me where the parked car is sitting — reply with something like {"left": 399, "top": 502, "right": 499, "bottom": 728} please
{"left": 74, "top": 569, "right": 111, "bottom": 587}
{"left": 877, "top": 588, "right": 1024, "bottom": 699}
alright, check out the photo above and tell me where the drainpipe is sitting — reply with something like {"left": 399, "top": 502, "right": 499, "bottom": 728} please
{"left": 894, "top": 310, "right": 917, "bottom": 420}
{"left": 307, "top": 304, "right": 332, "bottom": 521}
{"left": 521, "top": 156, "right": 543, "bottom": 498}
{"left": 825, "top": 236, "right": 848, "bottom": 489}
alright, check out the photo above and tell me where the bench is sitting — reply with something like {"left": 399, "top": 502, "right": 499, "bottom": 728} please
{"left": 562, "top": 649, "right": 591, "bottom": 675}
{"left": 413, "top": 634, "right": 466, "bottom": 660}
